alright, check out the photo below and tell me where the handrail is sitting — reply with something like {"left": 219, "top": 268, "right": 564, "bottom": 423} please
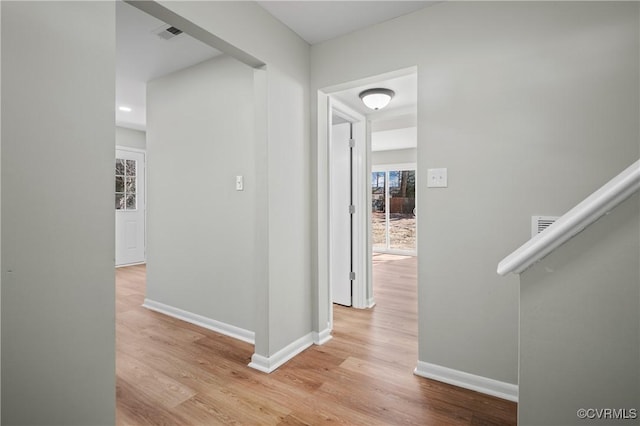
{"left": 498, "top": 159, "right": 640, "bottom": 276}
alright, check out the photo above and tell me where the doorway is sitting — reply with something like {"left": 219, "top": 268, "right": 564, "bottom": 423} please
{"left": 115, "top": 147, "right": 146, "bottom": 266}
{"left": 328, "top": 100, "right": 367, "bottom": 315}
{"left": 318, "top": 67, "right": 418, "bottom": 341}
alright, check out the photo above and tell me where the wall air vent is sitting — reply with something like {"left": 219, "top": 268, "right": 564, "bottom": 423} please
{"left": 531, "top": 216, "right": 559, "bottom": 238}
{"left": 154, "top": 25, "right": 184, "bottom": 40}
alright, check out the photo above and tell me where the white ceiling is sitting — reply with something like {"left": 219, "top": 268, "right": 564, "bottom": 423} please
{"left": 331, "top": 72, "right": 417, "bottom": 118}
{"left": 331, "top": 72, "right": 418, "bottom": 152}
{"left": 116, "top": 1, "right": 431, "bottom": 131}
{"left": 116, "top": 1, "right": 221, "bottom": 130}
{"left": 329, "top": 73, "right": 418, "bottom": 151}
{"left": 257, "top": 1, "right": 439, "bottom": 45}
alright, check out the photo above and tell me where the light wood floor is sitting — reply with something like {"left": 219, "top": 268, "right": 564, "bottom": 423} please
{"left": 116, "top": 255, "right": 516, "bottom": 425}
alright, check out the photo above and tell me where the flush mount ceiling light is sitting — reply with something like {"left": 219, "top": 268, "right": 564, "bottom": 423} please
{"left": 359, "top": 88, "right": 395, "bottom": 111}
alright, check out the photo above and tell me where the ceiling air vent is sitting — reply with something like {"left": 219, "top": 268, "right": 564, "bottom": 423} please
{"left": 154, "top": 25, "right": 184, "bottom": 40}
{"left": 531, "top": 216, "right": 559, "bottom": 238}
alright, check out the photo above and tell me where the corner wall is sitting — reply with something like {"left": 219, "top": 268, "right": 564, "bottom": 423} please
{"left": 1, "top": 2, "right": 115, "bottom": 424}
{"left": 264, "top": 66, "right": 312, "bottom": 355}
{"left": 311, "top": 1, "right": 639, "bottom": 389}
{"left": 154, "top": 1, "right": 312, "bottom": 363}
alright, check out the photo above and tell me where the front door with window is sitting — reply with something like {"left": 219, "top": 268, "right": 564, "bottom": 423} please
{"left": 115, "top": 148, "right": 145, "bottom": 266}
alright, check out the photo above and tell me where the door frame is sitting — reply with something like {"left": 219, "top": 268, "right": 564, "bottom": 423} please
{"left": 316, "top": 66, "right": 417, "bottom": 341}
{"left": 328, "top": 99, "right": 369, "bottom": 318}
{"left": 115, "top": 145, "right": 147, "bottom": 267}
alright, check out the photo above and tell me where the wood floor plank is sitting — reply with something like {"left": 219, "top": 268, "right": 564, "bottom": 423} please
{"left": 115, "top": 258, "right": 516, "bottom": 425}
{"left": 117, "top": 376, "right": 192, "bottom": 426}
{"left": 172, "top": 387, "right": 291, "bottom": 426}
{"left": 116, "top": 351, "right": 197, "bottom": 410}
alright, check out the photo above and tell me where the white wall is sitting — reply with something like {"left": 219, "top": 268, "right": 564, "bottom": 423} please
{"left": 311, "top": 1, "right": 639, "bottom": 388}
{"left": 371, "top": 126, "right": 416, "bottom": 152}
{"left": 1, "top": 2, "right": 115, "bottom": 424}
{"left": 519, "top": 194, "right": 639, "bottom": 425}
{"left": 116, "top": 126, "right": 146, "bottom": 150}
{"left": 372, "top": 148, "right": 417, "bottom": 166}
{"left": 264, "top": 67, "right": 312, "bottom": 354}
{"left": 154, "top": 1, "right": 312, "bottom": 361}
{"left": 146, "top": 55, "right": 257, "bottom": 333}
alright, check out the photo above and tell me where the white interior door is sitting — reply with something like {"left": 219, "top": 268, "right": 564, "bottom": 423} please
{"left": 115, "top": 148, "right": 145, "bottom": 266}
{"left": 330, "top": 122, "right": 352, "bottom": 306}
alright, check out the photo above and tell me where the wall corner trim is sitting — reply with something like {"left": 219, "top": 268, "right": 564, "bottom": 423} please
{"left": 248, "top": 333, "right": 314, "bottom": 373}
{"left": 414, "top": 361, "right": 518, "bottom": 402}
{"left": 312, "top": 328, "right": 332, "bottom": 345}
{"left": 142, "top": 299, "right": 255, "bottom": 344}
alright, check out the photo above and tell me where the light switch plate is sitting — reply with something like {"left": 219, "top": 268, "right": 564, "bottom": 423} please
{"left": 427, "top": 168, "right": 447, "bottom": 188}
{"left": 236, "top": 175, "right": 244, "bottom": 191}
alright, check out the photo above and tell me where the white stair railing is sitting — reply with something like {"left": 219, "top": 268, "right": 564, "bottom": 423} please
{"left": 498, "top": 159, "right": 640, "bottom": 276}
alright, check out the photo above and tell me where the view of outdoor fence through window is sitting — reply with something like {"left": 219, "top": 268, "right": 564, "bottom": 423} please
{"left": 115, "top": 158, "right": 137, "bottom": 210}
{"left": 372, "top": 169, "right": 416, "bottom": 253}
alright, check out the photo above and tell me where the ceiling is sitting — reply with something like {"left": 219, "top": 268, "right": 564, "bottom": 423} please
{"left": 330, "top": 72, "right": 418, "bottom": 152}
{"left": 116, "top": 1, "right": 432, "bottom": 131}
{"left": 116, "top": 1, "right": 221, "bottom": 130}
{"left": 257, "top": 1, "right": 438, "bottom": 45}
{"left": 331, "top": 72, "right": 417, "bottom": 118}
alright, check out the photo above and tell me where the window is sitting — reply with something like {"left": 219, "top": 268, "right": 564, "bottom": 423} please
{"left": 371, "top": 171, "right": 386, "bottom": 247}
{"left": 371, "top": 165, "right": 416, "bottom": 253}
{"left": 115, "top": 158, "right": 136, "bottom": 210}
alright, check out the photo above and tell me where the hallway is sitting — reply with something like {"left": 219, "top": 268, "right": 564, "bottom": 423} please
{"left": 116, "top": 258, "right": 516, "bottom": 425}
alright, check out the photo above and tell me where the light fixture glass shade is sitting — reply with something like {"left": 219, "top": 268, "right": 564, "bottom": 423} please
{"left": 359, "top": 88, "right": 395, "bottom": 110}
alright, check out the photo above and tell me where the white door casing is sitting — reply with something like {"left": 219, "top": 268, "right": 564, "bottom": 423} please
{"left": 329, "top": 98, "right": 369, "bottom": 316}
{"left": 115, "top": 147, "right": 146, "bottom": 266}
{"left": 319, "top": 68, "right": 416, "bottom": 338}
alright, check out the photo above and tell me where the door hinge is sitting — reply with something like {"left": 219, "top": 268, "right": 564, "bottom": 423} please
{"left": 349, "top": 205, "right": 355, "bottom": 214}
{"left": 348, "top": 138, "right": 355, "bottom": 148}
{"left": 350, "top": 271, "right": 356, "bottom": 280}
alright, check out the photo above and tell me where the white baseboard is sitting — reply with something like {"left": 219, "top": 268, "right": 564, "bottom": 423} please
{"left": 116, "top": 261, "right": 146, "bottom": 268}
{"left": 248, "top": 332, "right": 314, "bottom": 373}
{"left": 366, "top": 297, "right": 376, "bottom": 308}
{"left": 142, "top": 299, "right": 255, "bottom": 344}
{"left": 312, "top": 328, "right": 332, "bottom": 345}
{"left": 414, "top": 361, "right": 518, "bottom": 402}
